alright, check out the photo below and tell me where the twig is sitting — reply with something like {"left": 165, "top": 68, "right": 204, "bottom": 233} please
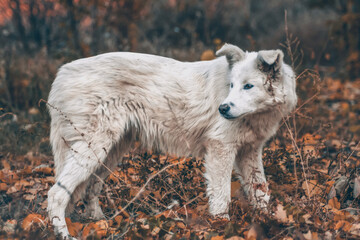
{"left": 109, "top": 158, "right": 187, "bottom": 221}
{"left": 277, "top": 106, "right": 311, "bottom": 200}
{"left": 0, "top": 112, "right": 15, "bottom": 119}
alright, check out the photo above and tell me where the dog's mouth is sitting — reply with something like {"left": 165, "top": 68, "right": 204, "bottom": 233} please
{"left": 220, "top": 112, "right": 240, "bottom": 120}
{"left": 220, "top": 111, "right": 253, "bottom": 120}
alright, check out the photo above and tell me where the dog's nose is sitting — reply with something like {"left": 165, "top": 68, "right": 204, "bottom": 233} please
{"left": 219, "top": 103, "right": 230, "bottom": 114}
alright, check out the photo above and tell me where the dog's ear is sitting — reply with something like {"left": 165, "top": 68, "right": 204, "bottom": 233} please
{"left": 257, "top": 50, "right": 284, "bottom": 72}
{"left": 216, "top": 43, "right": 245, "bottom": 67}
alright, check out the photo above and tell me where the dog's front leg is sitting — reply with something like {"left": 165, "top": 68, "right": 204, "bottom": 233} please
{"left": 204, "top": 141, "right": 236, "bottom": 218}
{"left": 234, "top": 145, "right": 270, "bottom": 210}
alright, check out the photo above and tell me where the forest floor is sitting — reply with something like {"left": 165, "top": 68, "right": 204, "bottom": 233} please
{"left": 0, "top": 73, "right": 359, "bottom": 239}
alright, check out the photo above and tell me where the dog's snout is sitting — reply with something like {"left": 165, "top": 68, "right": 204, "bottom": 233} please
{"left": 219, "top": 103, "right": 230, "bottom": 114}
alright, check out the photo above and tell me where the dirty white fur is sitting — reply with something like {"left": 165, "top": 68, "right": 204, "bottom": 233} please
{"left": 47, "top": 44, "right": 297, "bottom": 238}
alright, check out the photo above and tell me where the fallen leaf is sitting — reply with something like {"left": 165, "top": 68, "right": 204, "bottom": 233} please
{"left": 23, "top": 194, "right": 36, "bottom": 201}
{"left": 151, "top": 226, "right": 161, "bottom": 236}
{"left": 211, "top": 235, "right": 224, "bottom": 240}
{"left": 312, "top": 232, "right": 319, "bottom": 240}
{"left": 328, "top": 197, "right": 340, "bottom": 209}
{"left": 303, "top": 180, "right": 322, "bottom": 197}
{"left": 14, "top": 179, "right": 33, "bottom": 189}
{"left": 231, "top": 181, "right": 242, "bottom": 198}
{"left": 0, "top": 183, "right": 8, "bottom": 192}
{"left": 302, "top": 213, "right": 313, "bottom": 224}
{"left": 33, "top": 165, "right": 54, "bottom": 175}
{"left": 6, "top": 186, "right": 18, "bottom": 194}
{"left": 2, "top": 159, "right": 11, "bottom": 171}
{"left": 303, "top": 230, "right": 312, "bottom": 240}
{"left": 349, "top": 223, "right": 360, "bottom": 236}
{"left": 177, "top": 221, "right": 186, "bottom": 229}
{"left": 226, "top": 236, "right": 245, "bottom": 240}
{"left": 3, "top": 219, "right": 17, "bottom": 234}
{"left": 65, "top": 218, "right": 83, "bottom": 237}
{"left": 22, "top": 214, "right": 46, "bottom": 231}
{"left": 274, "top": 204, "right": 288, "bottom": 222}
{"left": 246, "top": 226, "right": 257, "bottom": 240}
{"left": 334, "top": 220, "right": 352, "bottom": 231}
{"left": 82, "top": 220, "right": 108, "bottom": 238}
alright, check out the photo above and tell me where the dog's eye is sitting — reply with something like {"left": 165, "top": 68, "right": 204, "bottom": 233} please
{"left": 230, "top": 83, "right": 233, "bottom": 88}
{"left": 243, "top": 84, "right": 254, "bottom": 90}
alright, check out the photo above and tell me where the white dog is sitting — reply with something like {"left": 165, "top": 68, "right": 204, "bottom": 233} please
{"left": 47, "top": 44, "right": 297, "bottom": 238}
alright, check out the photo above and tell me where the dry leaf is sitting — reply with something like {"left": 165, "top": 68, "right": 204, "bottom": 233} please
{"left": 14, "top": 179, "right": 33, "bottom": 189}
{"left": 0, "top": 183, "right": 8, "bottom": 192}
{"left": 23, "top": 194, "right": 36, "bottom": 201}
{"left": 226, "top": 236, "right": 245, "bottom": 240}
{"left": 274, "top": 204, "right": 288, "bottom": 222}
{"left": 328, "top": 197, "right": 340, "bottom": 209}
{"left": 65, "top": 218, "right": 83, "bottom": 237}
{"left": 303, "top": 230, "right": 312, "bottom": 240}
{"left": 82, "top": 220, "right": 108, "bottom": 238}
{"left": 211, "top": 235, "right": 224, "bottom": 240}
{"left": 302, "top": 213, "right": 313, "bottom": 224}
{"left": 22, "top": 214, "right": 46, "bottom": 231}
{"left": 33, "top": 165, "right": 54, "bottom": 175}
{"left": 6, "top": 186, "right": 18, "bottom": 194}
{"left": 231, "top": 181, "right": 242, "bottom": 198}
{"left": 334, "top": 220, "right": 352, "bottom": 231}
{"left": 177, "top": 221, "right": 186, "bottom": 229}
{"left": 246, "top": 226, "right": 257, "bottom": 240}
{"left": 3, "top": 219, "right": 17, "bottom": 234}
{"left": 151, "top": 226, "right": 161, "bottom": 236}
{"left": 302, "top": 180, "right": 322, "bottom": 197}
{"left": 349, "top": 223, "right": 360, "bottom": 236}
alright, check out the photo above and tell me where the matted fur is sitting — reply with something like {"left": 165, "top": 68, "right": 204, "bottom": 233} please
{"left": 47, "top": 44, "right": 297, "bottom": 238}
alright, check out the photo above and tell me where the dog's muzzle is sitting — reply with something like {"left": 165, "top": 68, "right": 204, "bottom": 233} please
{"left": 219, "top": 103, "right": 236, "bottom": 119}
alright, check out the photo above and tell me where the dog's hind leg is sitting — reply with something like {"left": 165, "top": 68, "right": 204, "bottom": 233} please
{"left": 47, "top": 138, "right": 114, "bottom": 239}
{"left": 83, "top": 132, "right": 134, "bottom": 220}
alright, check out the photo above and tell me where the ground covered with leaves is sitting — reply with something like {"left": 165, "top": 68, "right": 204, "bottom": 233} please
{"left": 0, "top": 75, "right": 359, "bottom": 239}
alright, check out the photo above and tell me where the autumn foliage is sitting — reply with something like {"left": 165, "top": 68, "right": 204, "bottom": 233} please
{"left": 0, "top": 74, "right": 359, "bottom": 238}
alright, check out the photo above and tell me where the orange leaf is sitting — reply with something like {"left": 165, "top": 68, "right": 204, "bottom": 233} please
{"left": 177, "top": 221, "right": 186, "bottom": 229}
{"left": 65, "top": 218, "right": 83, "bottom": 237}
{"left": 226, "top": 237, "right": 245, "bottom": 240}
{"left": 82, "top": 223, "right": 97, "bottom": 238}
{"left": 82, "top": 220, "right": 108, "bottom": 238}
{"left": 14, "top": 179, "right": 33, "bottom": 189}
{"left": 334, "top": 220, "right": 352, "bottom": 231}
{"left": 312, "top": 232, "right": 319, "bottom": 240}
{"left": 328, "top": 197, "right": 340, "bottom": 209}
{"left": 22, "top": 214, "right": 45, "bottom": 230}
{"left": 246, "top": 226, "right": 257, "bottom": 240}
{"left": 0, "top": 183, "right": 8, "bottom": 192}
{"left": 210, "top": 235, "right": 224, "bottom": 240}
{"left": 231, "top": 181, "right": 242, "bottom": 198}
{"left": 33, "top": 166, "right": 54, "bottom": 175}
{"left": 302, "top": 180, "right": 322, "bottom": 197}
{"left": 113, "top": 215, "right": 123, "bottom": 227}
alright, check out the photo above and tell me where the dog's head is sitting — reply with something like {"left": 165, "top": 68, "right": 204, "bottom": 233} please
{"left": 216, "top": 43, "right": 295, "bottom": 120}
